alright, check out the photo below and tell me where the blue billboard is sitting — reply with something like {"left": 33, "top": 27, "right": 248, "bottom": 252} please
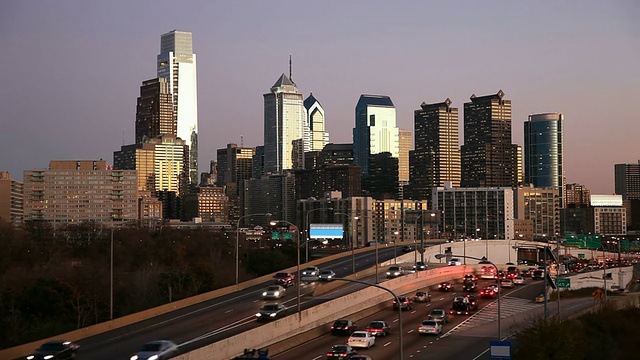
{"left": 310, "top": 223, "right": 344, "bottom": 239}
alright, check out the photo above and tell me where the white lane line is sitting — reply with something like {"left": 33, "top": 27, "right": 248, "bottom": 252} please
{"left": 407, "top": 329, "right": 414, "bottom": 333}
{"left": 383, "top": 341, "right": 392, "bottom": 347}
{"left": 224, "top": 309, "right": 234, "bottom": 314}
{"left": 312, "top": 356, "right": 322, "bottom": 360}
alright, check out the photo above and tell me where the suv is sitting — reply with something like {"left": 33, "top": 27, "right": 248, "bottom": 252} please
{"left": 331, "top": 319, "right": 357, "bottom": 335}
{"left": 392, "top": 296, "right": 414, "bottom": 311}
{"left": 386, "top": 265, "right": 405, "bottom": 278}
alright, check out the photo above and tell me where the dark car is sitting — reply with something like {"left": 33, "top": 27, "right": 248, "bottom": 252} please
{"left": 413, "top": 291, "right": 431, "bottom": 303}
{"left": 326, "top": 345, "right": 357, "bottom": 359}
{"left": 256, "top": 303, "right": 287, "bottom": 321}
{"left": 331, "top": 319, "right": 357, "bottom": 335}
{"left": 479, "top": 287, "right": 497, "bottom": 299}
{"left": 413, "top": 261, "right": 428, "bottom": 271}
{"left": 392, "top": 296, "right": 414, "bottom": 311}
{"left": 272, "top": 272, "right": 295, "bottom": 287}
{"left": 450, "top": 295, "right": 478, "bottom": 315}
{"left": 366, "top": 320, "right": 391, "bottom": 337}
{"left": 463, "top": 280, "right": 477, "bottom": 292}
{"left": 27, "top": 340, "right": 79, "bottom": 360}
{"left": 438, "top": 282, "right": 454, "bottom": 291}
{"left": 402, "top": 245, "right": 414, "bottom": 253}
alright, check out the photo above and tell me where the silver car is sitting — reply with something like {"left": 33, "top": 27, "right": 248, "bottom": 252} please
{"left": 318, "top": 269, "right": 336, "bottom": 281}
{"left": 262, "top": 285, "right": 286, "bottom": 299}
{"left": 418, "top": 320, "right": 443, "bottom": 335}
{"left": 130, "top": 340, "right": 178, "bottom": 360}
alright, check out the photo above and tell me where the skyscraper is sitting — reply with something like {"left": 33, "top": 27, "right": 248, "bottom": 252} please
{"left": 461, "top": 90, "right": 519, "bottom": 187}
{"left": 411, "top": 98, "right": 461, "bottom": 200}
{"left": 157, "top": 30, "right": 198, "bottom": 184}
{"left": 135, "top": 77, "right": 175, "bottom": 144}
{"left": 303, "top": 93, "right": 329, "bottom": 152}
{"left": 524, "top": 113, "right": 565, "bottom": 205}
{"left": 614, "top": 161, "right": 640, "bottom": 200}
{"left": 263, "top": 74, "right": 305, "bottom": 174}
{"left": 353, "top": 95, "right": 399, "bottom": 178}
{"left": 398, "top": 129, "right": 412, "bottom": 184}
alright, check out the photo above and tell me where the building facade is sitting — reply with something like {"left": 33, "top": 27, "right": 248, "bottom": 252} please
{"left": 514, "top": 185, "right": 560, "bottom": 240}
{"left": 243, "top": 173, "right": 297, "bottom": 226}
{"left": 263, "top": 74, "right": 305, "bottom": 174}
{"left": 303, "top": 93, "right": 330, "bottom": 153}
{"left": 524, "top": 113, "right": 565, "bottom": 206}
{"left": 353, "top": 95, "right": 399, "bottom": 178}
{"left": 461, "top": 90, "right": 520, "bottom": 187}
{"left": 135, "top": 77, "right": 175, "bottom": 144}
{"left": 23, "top": 161, "right": 137, "bottom": 223}
{"left": 614, "top": 161, "right": 640, "bottom": 200}
{"left": 0, "top": 171, "right": 23, "bottom": 225}
{"left": 411, "top": 98, "right": 461, "bottom": 200}
{"left": 157, "top": 30, "right": 198, "bottom": 184}
{"left": 398, "top": 129, "right": 412, "bottom": 184}
{"left": 182, "top": 186, "right": 230, "bottom": 223}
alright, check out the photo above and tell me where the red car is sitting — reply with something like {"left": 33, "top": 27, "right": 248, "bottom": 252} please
{"left": 438, "top": 282, "right": 454, "bottom": 292}
{"left": 479, "top": 287, "right": 497, "bottom": 299}
{"left": 272, "top": 272, "right": 295, "bottom": 287}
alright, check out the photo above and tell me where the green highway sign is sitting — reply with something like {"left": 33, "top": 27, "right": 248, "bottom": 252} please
{"left": 578, "top": 253, "right": 585, "bottom": 258}
{"left": 556, "top": 278, "right": 570, "bottom": 289}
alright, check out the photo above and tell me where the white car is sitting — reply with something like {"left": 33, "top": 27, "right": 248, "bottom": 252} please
{"left": 487, "top": 283, "right": 500, "bottom": 293}
{"left": 500, "top": 279, "right": 514, "bottom": 288}
{"left": 448, "top": 258, "right": 462, "bottom": 266}
{"left": 347, "top": 330, "right": 376, "bottom": 348}
{"left": 130, "top": 340, "right": 178, "bottom": 360}
{"left": 301, "top": 266, "right": 320, "bottom": 280}
{"left": 386, "top": 265, "right": 405, "bottom": 278}
{"left": 262, "top": 285, "right": 286, "bottom": 299}
{"left": 418, "top": 320, "right": 443, "bottom": 335}
{"left": 318, "top": 269, "right": 336, "bottom": 281}
{"left": 513, "top": 276, "right": 525, "bottom": 285}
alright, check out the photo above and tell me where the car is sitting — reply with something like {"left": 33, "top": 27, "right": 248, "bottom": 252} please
{"left": 262, "top": 285, "right": 286, "bottom": 300}
{"left": 402, "top": 245, "right": 414, "bottom": 253}
{"left": 438, "top": 282, "right": 454, "bottom": 291}
{"left": 463, "top": 273, "right": 478, "bottom": 282}
{"left": 347, "top": 331, "right": 376, "bottom": 348}
{"left": 256, "top": 303, "right": 287, "bottom": 320}
{"left": 130, "top": 340, "right": 178, "bottom": 360}
{"left": 500, "top": 278, "right": 515, "bottom": 288}
{"left": 351, "top": 356, "right": 373, "bottom": 360}
{"left": 273, "top": 272, "right": 295, "bottom": 287}
{"left": 479, "top": 287, "right": 497, "bottom": 299}
{"left": 463, "top": 280, "right": 478, "bottom": 292}
{"left": 448, "top": 258, "right": 462, "bottom": 266}
{"left": 428, "top": 309, "right": 449, "bottom": 324}
{"left": 479, "top": 266, "right": 497, "bottom": 279}
{"left": 487, "top": 283, "right": 500, "bottom": 293}
{"left": 418, "top": 319, "right": 443, "bottom": 335}
{"left": 326, "top": 345, "right": 357, "bottom": 359}
{"left": 366, "top": 320, "right": 391, "bottom": 337}
{"left": 413, "top": 290, "right": 432, "bottom": 303}
{"left": 513, "top": 275, "right": 525, "bottom": 285}
{"left": 535, "top": 294, "right": 545, "bottom": 303}
{"left": 393, "top": 296, "right": 414, "bottom": 311}
{"left": 386, "top": 265, "right": 405, "bottom": 278}
{"left": 301, "top": 266, "right": 321, "bottom": 280}
{"left": 318, "top": 269, "right": 336, "bottom": 281}
{"left": 413, "top": 261, "right": 428, "bottom": 271}
{"left": 27, "top": 340, "right": 79, "bottom": 360}
{"left": 497, "top": 271, "right": 507, "bottom": 279}
{"left": 331, "top": 319, "right": 357, "bottom": 335}
{"left": 450, "top": 295, "right": 478, "bottom": 315}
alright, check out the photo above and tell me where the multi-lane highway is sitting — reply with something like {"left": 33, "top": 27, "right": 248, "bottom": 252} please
{"left": 72, "top": 247, "right": 405, "bottom": 359}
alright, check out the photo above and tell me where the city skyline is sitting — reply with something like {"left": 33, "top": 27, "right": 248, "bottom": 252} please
{"left": 2, "top": 1, "right": 639, "bottom": 194}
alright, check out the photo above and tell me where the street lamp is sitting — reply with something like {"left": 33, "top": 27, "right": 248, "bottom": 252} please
{"left": 435, "top": 253, "right": 502, "bottom": 340}
{"left": 236, "top": 213, "right": 271, "bottom": 285}
{"left": 355, "top": 215, "right": 378, "bottom": 281}
{"left": 270, "top": 220, "right": 302, "bottom": 320}
{"left": 110, "top": 227, "right": 114, "bottom": 320}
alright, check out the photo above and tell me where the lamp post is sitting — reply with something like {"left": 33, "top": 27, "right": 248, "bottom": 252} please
{"left": 435, "top": 253, "right": 501, "bottom": 340}
{"left": 355, "top": 215, "right": 378, "bottom": 281}
{"left": 236, "top": 213, "right": 271, "bottom": 285}
{"left": 305, "top": 207, "right": 331, "bottom": 263}
{"left": 333, "top": 277, "right": 404, "bottom": 360}
{"left": 110, "top": 227, "right": 114, "bottom": 320}
{"left": 270, "top": 220, "right": 301, "bottom": 320}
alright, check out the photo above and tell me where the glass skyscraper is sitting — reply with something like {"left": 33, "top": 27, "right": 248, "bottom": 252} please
{"left": 524, "top": 113, "right": 565, "bottom": 204}
{"left": 157, "top": 30, "right": 198, "bottom": 184}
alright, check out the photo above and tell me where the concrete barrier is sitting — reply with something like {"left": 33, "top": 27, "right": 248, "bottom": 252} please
{"left": 174, "top": 265, "right": 470, "bottom": 360}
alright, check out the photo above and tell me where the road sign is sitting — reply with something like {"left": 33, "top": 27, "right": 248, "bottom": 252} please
{"left": 592, "top": 288, "right": 605, "bottom": 301}
{"left": 578, "top": 253, "right": 585, "bottom": 259}
{"left": 490, "top": 341, "right": 512, "bottom": 359}
{"left": 556, "top": 278, "right": 570, "bottom": 289}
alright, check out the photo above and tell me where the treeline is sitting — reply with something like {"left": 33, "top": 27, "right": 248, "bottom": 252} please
{"left": 513, "top": 302, "right": 640, "bottom": 359}
{"left": 0, "top": 220, "right": 297, "bottom": 349}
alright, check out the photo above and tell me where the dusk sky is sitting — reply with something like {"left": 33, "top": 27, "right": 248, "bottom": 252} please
{"left": 2, "top": 1, "right": 638, "bottom": 194}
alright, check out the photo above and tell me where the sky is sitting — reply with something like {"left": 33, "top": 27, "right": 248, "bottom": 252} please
{"left": 1, "top": 1, "right": 639, "bottom": 194}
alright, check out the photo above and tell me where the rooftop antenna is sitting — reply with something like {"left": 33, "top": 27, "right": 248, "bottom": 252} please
{"left": 122, "top": 129, "right": 125, "bottom": 146}
{"left": 289, "top": 53, "right": 292, "bottom": 81}
{"left": 240, "top": 135, "right": 244, "bottom": 147}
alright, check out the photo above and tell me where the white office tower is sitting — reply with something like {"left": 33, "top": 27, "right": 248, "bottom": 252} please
{"left": 157, "top": 30, "right": 198, "bottom": 184}
{"left": 303, "top": 93, "right": 330, "bottom": 152}
{"left": 263, "top": 74, "right": 305, "bottom": 173}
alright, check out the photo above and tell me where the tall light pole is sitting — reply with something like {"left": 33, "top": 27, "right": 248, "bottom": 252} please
{"left": 435, "top": 253, "right": 501, "bottom": 339}
{"left": 110, "top": 227, "right": 114, "bottom": 320}
{"left": 305, "top": 207, "right": 331, "bottom": 263}
{"left": 270, "top": 220, "right": 301, "bottom": 320}
{"left": 355, "top": 215, "right": 377, "bottom": 280}
{"left": 236, "top": 213, "right": 271, "bottom": 285}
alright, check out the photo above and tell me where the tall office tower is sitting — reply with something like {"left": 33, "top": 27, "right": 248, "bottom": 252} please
{"left": 615, "top": 161, "right": 640, "bottom": 200}
{"left": 524, "top": 113, "right": 565, "bottom": 205}
{"left": 243, "top": 173, "right": 297, "bottom": 226}
{"left": 135, "top": 78, "right": 176, "bottom": 144}
{"left": 252, "top": 145, "right": 265, "bottom": 179}
{"left": 411, "top": 99, "right": 461, "bottom": 200}
{"left": 0, "top": 171, "right": 23, "bottom": 225}
{"left": 23, "top": 161, "right": 137, "bottom": 223}
{"left": 157, "top": 30, "right": 198, "bottom": 184}
{"left": 216, "top": 144, "right": 256, "bottom": 190}
{"left": 303, "top": 93, "right": 329, "bottom": 152}
{"left": 514, "top": 185, "right": 560, "bottom": 240}
{"left": 565, "top": 183, "right": 591, "bottom": 207}
{"left": 353, "top": 95, "right": 399, "bottom": 178}
{"left": 398, "top": 129, "right": 412, "bottom": 184}
{"left": 461, "top": 90, "right": 519, "bottom": 187}
{"left": 263, "top": 74, "right": 305, "bottom": 173}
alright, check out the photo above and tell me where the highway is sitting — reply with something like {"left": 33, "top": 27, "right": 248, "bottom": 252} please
{"left": 73, "top": 246, "right": 407, "bottom": 360}
{"left": 270, "top": 276, "right": 595, "bottom": 360}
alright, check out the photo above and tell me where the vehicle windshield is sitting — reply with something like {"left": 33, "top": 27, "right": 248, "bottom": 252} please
{"left": 274, "top": 273, "right": 287, "bottom": 278}
{"left": 431, "top": 310, "right": 444, "bottom": 316}
{"left": 266, "top": 286, "right": 279, "bottom": 291}
{"left": 141, "top": 343, "right": 162, "bottom": 352}
{"left": 321, "top": 270, "right": 332, "bottom": 274}
{"left": 37, "top": 342, "right": 65, "bottom": 352}
{"left": 263, "top": 304, "right": 279, "bottom": 310}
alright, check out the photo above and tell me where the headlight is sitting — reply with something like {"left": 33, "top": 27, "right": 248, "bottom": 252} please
{"left": 270, "top": 313, "right": 277, "bottom": 317}
{"left": 262, "top": 292, "right": 267, "bottom": 296}
{"left": 274, "top": 291, "right": 279, "bottom": 296}
{"left": 44, "top": 356, "right": 54, "bottom": 360}
{"left": 386, "top": 272, "right": 391, "bottom": 275}
{"left": 149, "top": 356, "right": 159, "bottom": 360}
{"left": 27, "top": 356, "right": 35, "bottom": 360}
{"left": 256, "top": 313, "right": 262, "bottom": 317}
{"left": 130, "top": 356, "right": 139, "bottom": 360}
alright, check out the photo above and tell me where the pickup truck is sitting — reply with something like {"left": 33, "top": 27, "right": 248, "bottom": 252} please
{"left": 272, "top": 272, "right": 295, "bottom": 287}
